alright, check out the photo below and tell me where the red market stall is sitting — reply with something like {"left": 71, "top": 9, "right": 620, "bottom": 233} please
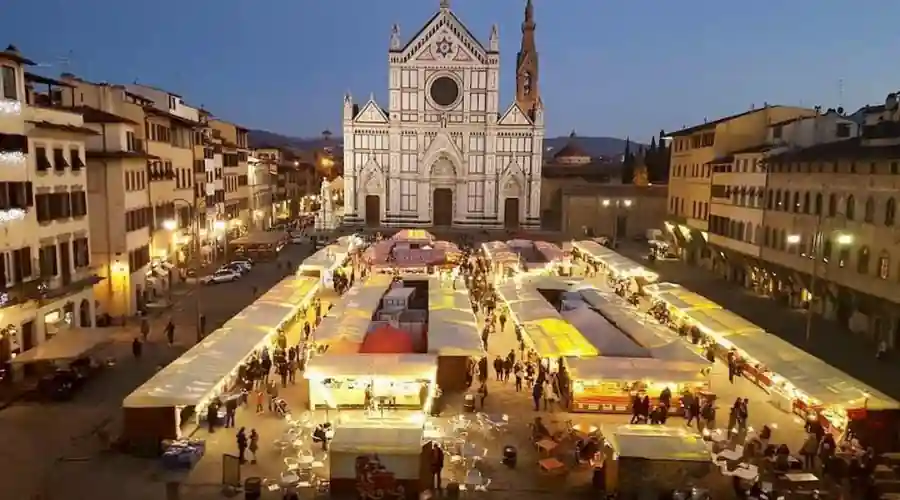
{"left": 361, "top": 325, "right": 415, "bottom": 354}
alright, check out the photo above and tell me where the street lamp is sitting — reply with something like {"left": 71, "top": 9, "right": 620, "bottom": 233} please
{"left": 162, "top": 219, "right": 177, "bottom": 231}
{"left": 788, "top": 228, "right": 853, "bottom": 342}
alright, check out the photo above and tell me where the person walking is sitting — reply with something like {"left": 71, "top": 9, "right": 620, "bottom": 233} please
{"left": 165, "top": 319, "right": 175, "bottom": 346}
{"left": 236, "top": 428, "right": 248, "bottom": 464}
{"left": 248, "top": 429, "right": 259, "bottom": 464}
{"left": 140, "top": 318, "right": 150, "bottom": 341}
{"left": 132, "top": 337, "right": 143, "bottom": 359}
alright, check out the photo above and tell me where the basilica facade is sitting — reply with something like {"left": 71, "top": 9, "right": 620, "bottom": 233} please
{"left": 341, "top": 0, "right": 544, "bottom": 229}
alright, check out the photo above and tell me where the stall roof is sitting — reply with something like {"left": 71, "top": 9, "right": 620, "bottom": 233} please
{"left": 572, "top": 240, "right": 616, "bottom": 260}
{"left": 721, "top": 330, "right": 899, "bottom": 410}
{"left": 580, "top": 289, "right": 707, "bottom": 363}
{"left": 497, "top": 282, "right": 559, "bottom": 323}
{"left": 427, "top": 277, "right": 484, "bottom": 356}
{"left": 304, "top": 353, "right": 438, "bottom": 380}
{"left": 11, "top": 328, "right": 117, "bottom": 364}
{"left": 299, "top": 242, "right": 348, "bottom": 272}
{"left": 331, "top": 423, "right": 425, "bottom": 454}
{"left": 524, "top": 275, "right": 583, "bottom": 291}
{"left": 391, "top": 229, "right": 434, "bottom": 242}
{"left": 567, "top": 357, "right": 709, "bottom": 384}
{"left": 686, "top": 308, "right": 763, "bottom": 336}
{"left": 533, "top": 241, "right": 565, "bottom": 262}
{"left": 312, "top": 275, "right": 394, "bottom": 345}
{"left": 653, "top": 288, "right": 720, "bottom": 312}
{"left": 561, "top": 307, "right": 650, "bottom": 358}
{"left": 258, "top": 275, "right": 321, "bottom": 307}
{"left": 603, "top": 424, "right": 711, "bottom": 462}
{"left": 481, "top": 241, "right": 519, "bottom": 264}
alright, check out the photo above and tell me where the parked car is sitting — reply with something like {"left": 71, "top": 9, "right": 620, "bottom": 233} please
{"left": 201, "top": 269, "right": 241, "bottom": 284}
{"left": 219, "top": 263, "right": 249, "bottom": 275}
{"left": 229, "top": 259, "right": 253, "bottom": 272}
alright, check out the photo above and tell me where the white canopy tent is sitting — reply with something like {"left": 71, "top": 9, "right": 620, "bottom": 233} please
{"left": 304, "top": 353, "right": 438, "bottom": 381}
{"left": 573, "top": 240, "right": 658, "bottom": 281}
{"left": 299, "top": 242, "right": 350, "bottom": 275}
{"left": 312, "top": 274, "right": 394, "bottom": 346}
{"left": 427, "top": 276, "right": 484, "bottom": 356}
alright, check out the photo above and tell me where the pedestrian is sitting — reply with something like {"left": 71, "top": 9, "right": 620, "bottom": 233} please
{"left": 224, "top": 397, "right": 237, "bottom": 428}
{"left": 493, "top": 356, "right": 503, "bottom": 381}
{"left": 288, "top": 358, "right": 298, "bottom": 384}
{"left": 255, "top": 389, "right": 265, "bottom": 413}
{"left": 248, "top": 429, "right": 259, "bottom": 464}
{"left": 498, "top": 312, "right": 507, "bottom": 332}
{"left": 430, "top": 442, "right": 444, "bottom": 490}
{"left": 132, "top": 337, "right": 143, "bottom": 359}
{"left": 236, "top": 427, "right": 248, "bottom": 463}
{"left": 477, "top": 383, "right": 488, "bottom": 409}
{"left": 140, "top": 318, "right": 150, "bottom": 341}
{"left": 800, "top": 432, "right": 818, "bottom": 470}
{"left": 514, "top": 364, "right": 523, "bottom": 392}
{"left": 532, "top": 382, "right": 543, "bottom": 411}
{"left": 165, "top": 319, "right": 175, "bottom": 346}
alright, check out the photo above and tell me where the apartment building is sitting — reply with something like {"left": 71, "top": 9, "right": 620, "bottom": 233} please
{"left": 0, "top": 46, "right": 98, "bottom": 364}
{"left": 124, "top": 84, "right": 202, "bottom": 285}
{"left": 247, "top": 153, "right": 274, "bottom": 230}
{"left": 192, "top": 112, "right": 223, "bottom": 248}
{"left": 57, "top": 76, "right": 156, "bottom": 317}
{"left": 209, "top": 119, "right": 250, "bottom": 235}
{"left": 665, "top": 105, "right": 816, "bottom": 264}
{"left": 257, "top": 147, "right": 315, "bottom": 220}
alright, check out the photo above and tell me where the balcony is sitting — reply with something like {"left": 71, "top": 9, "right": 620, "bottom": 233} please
{"left": 128, "top": 138, "right": 146, "bottom": 153}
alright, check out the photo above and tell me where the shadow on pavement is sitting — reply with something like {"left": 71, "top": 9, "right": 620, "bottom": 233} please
{"left": 617, "top": 243, "right": 900, "bottom": 400}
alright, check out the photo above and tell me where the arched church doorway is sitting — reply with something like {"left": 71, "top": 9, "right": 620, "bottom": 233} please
{"left": 365, "top": 195, "right": 380, "bottom": 227}
{"left": 433, "top": 189, "right": 453, "bottom": 226}
{"left": 504, "top": 198, "right": 520, "bottom": 229}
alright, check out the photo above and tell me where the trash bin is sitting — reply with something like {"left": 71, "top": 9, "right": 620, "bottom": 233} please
{"left": 244, "top": 477, "right": 262, "bottom": 500}
{"left": 463, "top": 394, "right": 475, "bottom": 413}
{"left": 502, "top": 445, "right": 517, "bottom": 467}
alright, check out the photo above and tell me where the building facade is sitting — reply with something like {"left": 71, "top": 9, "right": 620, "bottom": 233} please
{"left": 0, "top": 46, "right": 98, "bottom": 365}
{"left": 342, "top": 0, "right": 544, "bottom": 229}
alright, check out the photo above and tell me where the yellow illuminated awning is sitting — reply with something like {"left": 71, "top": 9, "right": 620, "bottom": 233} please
{"left": 522, "top": 317, "right": 598, "bottom": 358}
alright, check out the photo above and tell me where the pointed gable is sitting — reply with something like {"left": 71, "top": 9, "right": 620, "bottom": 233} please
{"left": 396, "top": 8, "right": 488, "bottom": 64}
{"left": 498, "top": 102, "right": 533, "bottom": 126}
{"left": 354, "top": 100, "right": 389, "bottom": 124}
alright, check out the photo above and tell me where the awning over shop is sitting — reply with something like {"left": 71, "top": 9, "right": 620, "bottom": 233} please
{"left": 718, "top": 330, "right": 899, "bottom": 411}
{"left": 123, "top": 276, "right": 320, "bottom": 409}
{"left": 566, "top": 357, "right": 709, "bottom": 384}
{"left": 304, "top": 353, "right": 438, "bottom": 380}
{"left": 580, "top": 289, "right": 707, "bottom": 363}
{"left": 10, "top": 328, "right": 116, "bottom": 364}
{"left": 312, "top": 274, "right": 394, "bottom": 346}
{"left": 426, "top": 277, "right": 484, "bottom": 356}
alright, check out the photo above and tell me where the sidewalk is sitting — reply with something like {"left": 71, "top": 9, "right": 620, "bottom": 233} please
{"left": 617, "top": 242, "right": 900, "bottom": 400}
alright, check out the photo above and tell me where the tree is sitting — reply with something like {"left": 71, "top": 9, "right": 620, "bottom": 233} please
{"left": 620, "top": 138, "right": 635, "bottom": 184}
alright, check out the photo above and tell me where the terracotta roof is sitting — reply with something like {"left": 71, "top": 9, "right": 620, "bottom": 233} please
{"left": 87, "top": 150, "right": 160, "bottom": 160}
{"left": 143, "top": 106, "right": 200, "bottom": 127}
{"left": 24, "top": 72, "right": 74, "bottom": 87}
{"left": 552, "top": 141, "right": 590, "bottom": 158}
{"left": 0, "top": 45, "right": 35, "bottom": 66}
{"left": 767, "top": 138, "right": 900, "bottom": 162}
{"left": 669, "top": 106, "right": 787, "bottom": 137}
{"left": 74, "top": 106, "right": 137, "bottom": 125}
{"left": 27, "top": 121, "right": 98, "bottom": 135}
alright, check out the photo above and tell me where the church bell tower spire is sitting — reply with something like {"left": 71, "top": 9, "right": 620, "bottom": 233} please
{"left": 516, "top": 0, "right": 540, "bottom": 117}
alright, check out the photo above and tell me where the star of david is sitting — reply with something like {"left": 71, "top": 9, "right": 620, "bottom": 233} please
{"left": 435, "top": 37, "right": 454, "bottom": 57}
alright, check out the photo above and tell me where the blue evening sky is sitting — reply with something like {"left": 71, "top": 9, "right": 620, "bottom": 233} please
{"left": 5, "top": 0, "right": 896, "bottom": 141}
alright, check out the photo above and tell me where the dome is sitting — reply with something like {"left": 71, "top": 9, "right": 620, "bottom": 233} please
{"left": 553, "top": 142, "right": 590, "bottom": 159}
{"left": 360, "top": 325, "right": 414, "bottom": 354}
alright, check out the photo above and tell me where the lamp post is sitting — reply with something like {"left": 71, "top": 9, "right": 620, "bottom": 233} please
{"left": 787, "top": 226, "right": 853, "bottom": 343}
{"left": 165, "top": 197, "right": 204, "bottom": 342}
{"left": 602, "top": 198, "right": 633, "bottom": 248}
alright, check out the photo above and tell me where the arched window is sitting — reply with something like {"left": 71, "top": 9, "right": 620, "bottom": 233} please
{"left": 737, "top": 221, "right": 745, "bottom": 240}
{"left": 886, "top": 198, "right": 896, "bottom": 226}
{"left": 764, "top": 227, "right": 771, "bottom": 247}
{"left": 857, "top": 246, "right": 870, "bottom": 274}
{"left": 774, "top": 190, "right": 783, "bottom": 210}
{"left": 814, "top": 193, "right": 823, "bottom": 215}
{"left": 792, "top": 191, "right": 800, "bottom": 212}
{"left": 828, "top": 194, "right": 838, "bottom": 216}
{"left": 802, "top": 192, "right": 810, "bottom": 214}
{"left": 778, "top": 229, "right": 787, "bottom": 250}
{"left": 878, "top": 251, "right": 891, "bottom": 280}
{"left": 766, "top": 190, "right": 774, "bottom": 209}
{"left": 846, "top": 195, "right": 856, "bottom": 220}
{"left": 864, "top": 196, "right": 876, "bottom": 223}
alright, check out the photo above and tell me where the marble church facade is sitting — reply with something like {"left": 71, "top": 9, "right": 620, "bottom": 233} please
{"left": 342, "top": 0, "right": 544, "bottom": 229}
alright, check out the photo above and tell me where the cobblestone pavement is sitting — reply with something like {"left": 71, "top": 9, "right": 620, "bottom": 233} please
{"left": 615, "top": 242, "right": 900, "bottom": 401}
{"left": 0, "top": 243, "right": 315, "bottom": 500}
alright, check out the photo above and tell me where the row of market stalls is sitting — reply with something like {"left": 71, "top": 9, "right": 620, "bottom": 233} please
{"left": 481, "top": 240, "right": 568, "bottom": 278}
{"left": 570, "top": 239, "right": 660, "bottom": 286}
{"left": 643, "top": 282, "right": 900, "bottom": 439}
{"left": 425, "top": 275, "right": 485, "bottom": 390}
{"left": 122, "top": 274, "right": 321, "bottom": 444}
{"left": 363, "top": 230, "right": 462, "bottom": 274}
{"left": 120, "top": 237, "right": 360, "bottom": 446}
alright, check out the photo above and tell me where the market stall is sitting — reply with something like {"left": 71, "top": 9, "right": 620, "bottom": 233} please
{"left": 329, "top": 423, "right": 429, "bottom": 500}
{"left": 481, "top": 240, "right": 521, "bottom": 280}
{"left": 561, "top": 307, "right": 650, "bottom": 358}
{"left": 297, "top": 241, "right": 350, "bottom": 282}
{"left": 10, "top": 327, "right": 115, "bottom": 366}
{"left": 572, "top": 240, "right": 659, "bottom": 285}
{"left": 567, "top": 357, "right": 710, "bottom": 413}
{"left": 312, "top": 274, "right": 395, "bottom": 353}
{"left": 601, "top": 424, "right": 719, "bottom": 496}
{"left": 304, "top": 354, "right": 438, "bottom": 411}
{"left": 121, "top": 276, "right": 320, "bottom": 445}
{"left": 426, "top": 276, "right": 485, "bottom": 391}
{"left": 580, "top": 289, "right": 707, "bottom": 363}
{"left": 391, "top": 229, "right": 435, "bottom": 243}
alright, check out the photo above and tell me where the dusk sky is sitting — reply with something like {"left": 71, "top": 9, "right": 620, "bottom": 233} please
{"left": 6, "top": 0, "right": 898, "bottom": 141}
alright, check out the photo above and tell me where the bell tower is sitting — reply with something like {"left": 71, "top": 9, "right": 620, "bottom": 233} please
{"left": 515, "top": 0, "right": 540, "bottom": 117}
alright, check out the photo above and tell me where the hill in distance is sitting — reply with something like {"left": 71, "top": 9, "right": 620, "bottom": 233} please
{"left": 248, "top": 129, "right": 639, "bottom": 159}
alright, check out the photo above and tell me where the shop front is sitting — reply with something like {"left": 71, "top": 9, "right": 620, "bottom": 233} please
{"left": 567, "top": 357, "right": 710, "bottom": 413}
{"left": 304, "top": 353, "right": 438, "bottom": 411}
